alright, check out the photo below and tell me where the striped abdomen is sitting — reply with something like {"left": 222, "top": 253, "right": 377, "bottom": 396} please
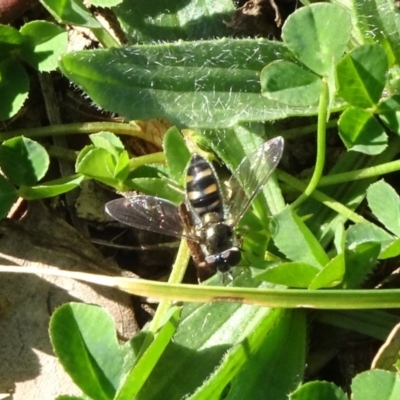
{"left": 186, "top": 154, "right": 224, "bottom": 218}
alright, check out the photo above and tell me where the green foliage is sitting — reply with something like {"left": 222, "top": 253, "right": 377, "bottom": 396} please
{"left": 338, "top": 107, "right": 388, "bottom": 155}
{"left": 41, "top": 0, "right": 103, "bottom": 28}
{"left": 261, "top": 60, "right": 322, "bottom": 106}
{"left": 0, "top": 59, "right": 29, "bottom": 120}
{"left": 261, "top": 3, "right": 351, "bottom": 109}
{"left": 20, "top": 21, "right": 68, "bottom": 71}
{"left": 346, "top": 180, "right": 400, "bottom": 260}
{"left": 0, "top": 175, "right": 18, "bottom": 218}
{"left": 0, "top": 20, "right": 67, "bottom": 120}
{"left": 114, "top": 0, "right": 235, "bottom": 42}
{"left": 0, "top": 137, "right": 83, "bottom": 218}
{"left": 336, "top": 44, "right": 388, "bottom": 107}
{"left": 282, "top": 3, "right": 351, "bottom": 76}
{"left": 76, "top": 132, "right": 130, "bottom": 189}
{"left": 3, "top": 0, "right": 400, "bottom": 399}
{"left": 0, "top": 136, "right": 49, "bottom": 186}
{"left": 290, "top": 380, "right": 348, "bottom": 400}
{"left": 59, "top": 40, "right": 301, "bottom": 128}
{"left": 352, "top": 370, "right": 400, "bottom": 399}
{"left": 49, "top": 285, "right": 306, "bottom": 400}
{"left": 290, "top": 369, "right": 400, "bottom": 400}
{"left": 50, "top": 303, "right": 123, "bottom": 400}
{"left": 163, "top": 127, "right": 191, "bottom": 184}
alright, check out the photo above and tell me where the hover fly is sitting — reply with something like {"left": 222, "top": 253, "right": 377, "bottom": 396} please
{"left": 105, "top": 136, "right": 284, "bottom": 279}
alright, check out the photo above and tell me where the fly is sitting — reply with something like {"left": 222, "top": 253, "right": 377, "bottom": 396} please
{"left": 105, "top": 136, "right": 284, "bottom": 279}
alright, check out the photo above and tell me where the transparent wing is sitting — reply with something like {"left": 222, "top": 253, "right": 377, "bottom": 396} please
{"left": 105, "top": 195, "right": 195, "bottom": 240}
{"left": 227, "top": 136, "right": 284, "bottom": 226}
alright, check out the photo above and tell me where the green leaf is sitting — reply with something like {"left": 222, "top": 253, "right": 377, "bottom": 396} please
{"left": 90, "top": 131, "right": 125, "bottom": 155}
{"left": 115, "top": 0, "right": 235, "bottom": 42}
{"left": 260, "top": 60, "right": 322, "bottom": 106}
{"left": 272, "top": 207, "right": 330, "bottom": 268}
{"left": 380, "top": 237, "right": 400, "bottom": 259}
{"left": 50, "top": 303, "right": 123, "bottom": 400}
{"left": 163, "top": 126, "right": 190, "bottom": 184}
{"left": 134, "top": 274, "right": 306, "bottom": 400}
{"left": 388, "top": 65, "right": 400, "bottom": 93}
{"left": 0, "top": 136, "right": 49, "bottom": 186}
{"left": 0, "top": 24, "right": 23, "bottom": 59}
{"left": 290, "top": 380, "right": 347, "bottom": 400}
{"left": 341, "top": 242, "right": 380, "bottom": 289}
{"left": 41, "top": 0, "right": 102, "bottom": 28}
{"left": 346, "top": 222, "right": 395, "bottom": 259}
{"left": 0, "top": 59, "right": 29, "bottom": 120}
{"left": 378, "top": 95, "right": 400, "bottom": 133}
{"left": 353, "top": 0, "right": 400, "bottom": 64}
{"left": 128, "top": 164, "right": 165, "bottom": 179}
{"left": 114, "top": 150, "right": 130, "bottom": 181}
{"left": 282, "top": 3, "right": 351, "bottom": 76}
{"left": 0, "top": 175, "right": 18, "bottom": 219}
{"left": 241, "top": 213, "right": 269, "bottom": 269}
{"left": 76, "top": 146, "right": 120, "bottom": 187}
{"left": 86, "top": 132, "right": 129, "bottom": 181}
{"left": 352, "top": 370, "right": 400, "bottom": 400}
{"left": 221, "top": 310, "right": 306, "bottom": 400}
{"left": 18, "top": 174, "right": 85, "bottom": 200}
{"left": 59, "top": 40, "right": 326, "bottom": 129}
{"left": 309, "top": 253, "right": 345, "bottom": 289}
{"left": 338, "top": 107, "right": 387, "bottom": 155}
{"left": 336, "top": 44, "right": 388, "bottom": 107}
{"left": 258, "top": 262, "right": 319, "bottom": 288}
{"left": 19, "top": 21, "right": 68, "bottom": 72}
{"left": 333, "top": 223, "right": 346, "bottom": 255}
{"left": 367, "top": 180, "right": 400, "bottom": 236}
{"left": 116, "top": 307, "right": 181, "bottom": 398}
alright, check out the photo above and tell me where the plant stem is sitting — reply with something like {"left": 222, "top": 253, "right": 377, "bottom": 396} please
{"left": 291, "top": 79, "right": 329, "bottom": 208}
{"left": 45, "top": 145, "right": 78, "bottom": 162}
{"left": 6, "top": 266, "right": 400, "bottom": 309}
{"left": 91, "top": 27, "right": 120, "bottom": 49}
{"left": 316, "top": 159, "right": 400, "bottom": 186}
{"left": 0, "top": 122, "right": 165, "bottom": 147}
{"left": 277, "top": 169, "right": 366, "bottom": 224}
{"left": 128, "top": 152, "right": 165, "bottom": 170}
{"left": 138, "top": 240, "right": 190, "bottom": 355}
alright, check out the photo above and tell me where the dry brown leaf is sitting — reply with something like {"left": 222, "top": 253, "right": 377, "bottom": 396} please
{"left": 0, "top": 202, "right": 138, "bottom": 398}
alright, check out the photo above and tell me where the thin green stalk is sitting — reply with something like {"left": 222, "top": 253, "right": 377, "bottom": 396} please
{"left": 0, "top": 122, "right": 163, "bottom": 147}
{"left": 128, "top": 152, "right": 165, "bottom": 170}
{"left": 291, "top": 79, "right": 329, "bottom": 208}
{"left": 317, "top": 159, "right": 400, "bottom": 186}
{"left": 45, "top": 145, "right": 78, "bottom": 162}
{"left": 138, "top": 240, "right": 190, "bottom": 355}
{"left": 277, "top": 169, "right": 366, "bottom": 224}
{"left": 91, "top": 27, "right": 120, "bottom": 49}
{"left": 4, "top": 266, "right": 400, "bottom": 309}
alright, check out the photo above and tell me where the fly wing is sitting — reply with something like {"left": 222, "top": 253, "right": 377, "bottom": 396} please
{"left": 105, "top": 195, "right": 191, "bottom": 240}
{"left": 227, "top": 136, "right": 284, "bottom": 226}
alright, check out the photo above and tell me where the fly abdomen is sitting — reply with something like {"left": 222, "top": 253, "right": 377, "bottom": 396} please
{"left": 186, "top": 154, "right": 224, "bottom": 218}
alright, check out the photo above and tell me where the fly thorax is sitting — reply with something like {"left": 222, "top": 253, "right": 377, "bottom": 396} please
{"left": 205, "top": 222, "right": 234, "bottom": 254}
